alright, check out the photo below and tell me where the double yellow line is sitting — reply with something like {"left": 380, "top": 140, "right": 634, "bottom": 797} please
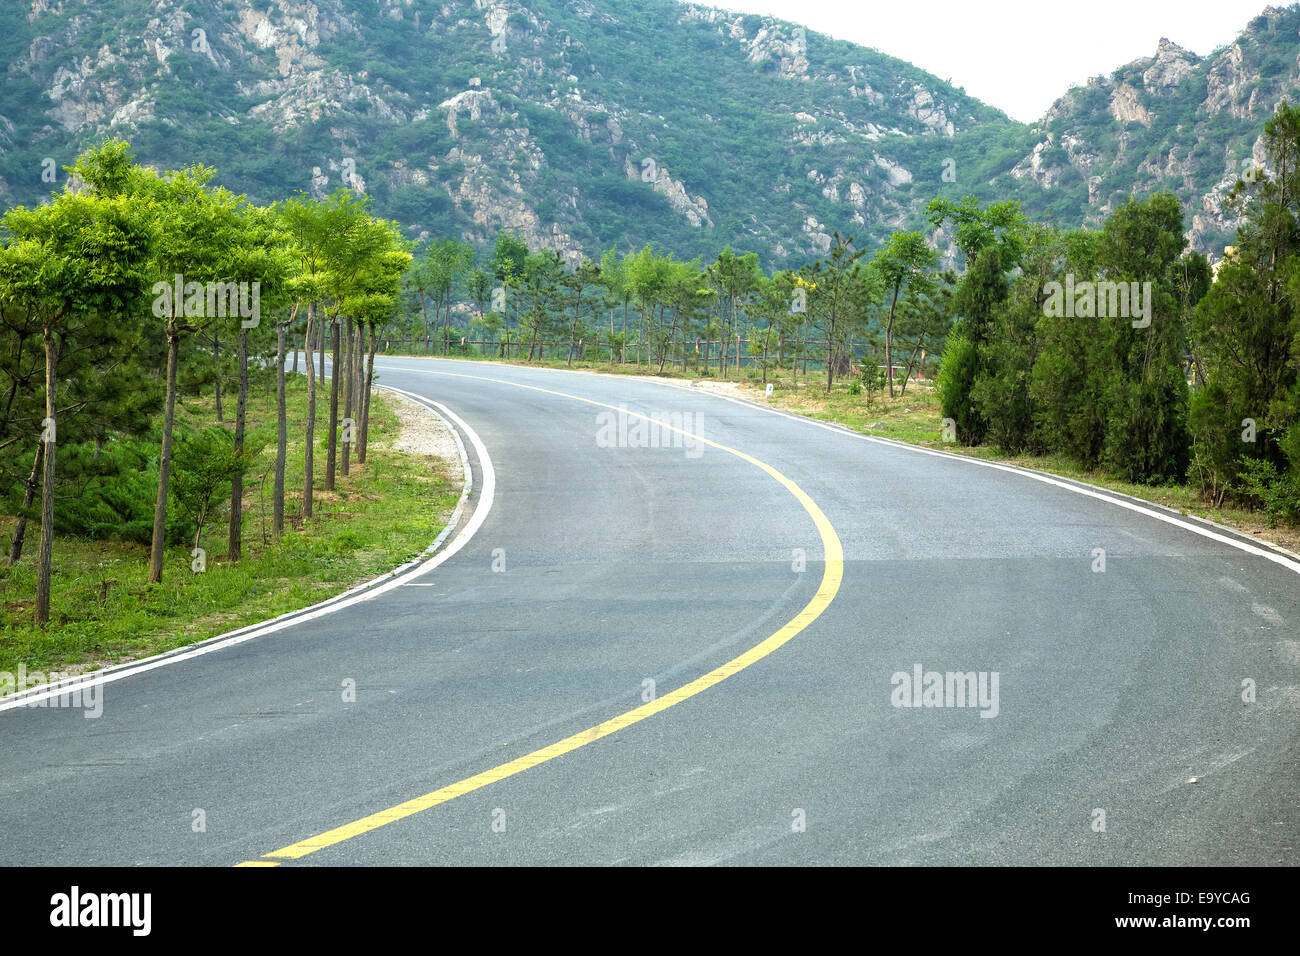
{"left": 237, "top": 372, "right": 843, "bottom": 865}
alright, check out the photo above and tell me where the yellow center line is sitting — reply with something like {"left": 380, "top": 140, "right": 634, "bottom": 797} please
{"left": 238, "top": 369, "right": 843, "bottom": 865}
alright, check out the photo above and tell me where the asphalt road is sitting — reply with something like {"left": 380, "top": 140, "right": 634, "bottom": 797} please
{"left": 2, "top": 357, "right": 1297, "bottom": 865}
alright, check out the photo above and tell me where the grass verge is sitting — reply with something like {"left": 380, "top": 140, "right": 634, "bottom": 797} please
{"left": 0, "top": 377, "right": 460, "bottom": 680}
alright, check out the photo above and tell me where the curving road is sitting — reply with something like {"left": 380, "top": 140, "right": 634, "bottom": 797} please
{"left": 2, "top": 357, "right": 1297, "bottom": 866}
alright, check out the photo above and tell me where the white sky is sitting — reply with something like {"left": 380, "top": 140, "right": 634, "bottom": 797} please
{"left": 699, "top": 0, "right": 1278, "bottom": 122}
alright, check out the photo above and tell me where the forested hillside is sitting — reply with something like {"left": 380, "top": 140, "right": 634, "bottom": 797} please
{"left": 4, "top": 1, "right": 1299, "bottom": 266}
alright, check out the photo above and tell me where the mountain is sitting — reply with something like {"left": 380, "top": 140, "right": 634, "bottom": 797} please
{"left": 1, "top": 0, "right": 1298, "bottom": 265}
{"left": 1009, "top": 5, "right": 1300, "bottom": 256}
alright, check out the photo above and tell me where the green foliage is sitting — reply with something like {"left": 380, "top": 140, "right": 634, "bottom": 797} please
{"left": 53, "top": 438, "right": 160, "bottom": 545}
{"left": 1030, "top": 230, "right": 1103, "bottom": 463}
{"left": 936, "top": 322, "right": 985, "bottom": 445}
{"left": 5, "top": 0, "right": 1295, "bottom": 276}
{"left": 1183, "top": 100, "right": 1300, "bottom": 509}
{"left": 1187, "top": 379, "right": 1248, "bottom": 505}
{"left": 972, "top": 292, "right": 1038, "bottom": 454}
{"left": 0, "top": 0, "right": 1036, "bottom": 268}
{"left": 1093, "top": 194, "right": 1190, "bottom": 482}
{"left": 0, "top": 141, "right": 161, "bottom": 522}
{"left": 170, "top": 425, "right": 251, "bottom": 547}
{"left": 935, "top": 240, "right": 1009, "bottom": 443}
{"left": 1235, "top": 457, "right": 1300, "bottom": 524}
{"left": 926, "top": 196, "right": 1027, "bottom": 269}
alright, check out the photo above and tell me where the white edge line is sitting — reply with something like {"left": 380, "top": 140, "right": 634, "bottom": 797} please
{"left": 0, "top": 386, "right": 495, "bottom": 713}
{"left": 376, "top": 356, "right": 1300, "bottom": 578}
{"left": 666, "top": 378, "right": 1300, "bottom": 577}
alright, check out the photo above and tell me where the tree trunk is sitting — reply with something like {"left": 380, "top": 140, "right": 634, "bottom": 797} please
{"left": 568, "top": 304, "right": 578, "bottom": 368}
{"left": 35, "top": 330, "right": 58, "bottom": 624}
{"left": 826, "top": 317, "right": 836, "bottom": 394}
{"left": 733, "top": 300, "right": 741, "bottom": 378}
{"left": 420, "top": 296, "right": 430, "bottom": 355}
{"left": 228, "top": 325, "right": 248, "bottom": 560}
{"left": 443, "top": 290, "right": 452, "bottom": 354}
{"left": 432, "top": 294, "right": 441, "bottom": 355}
{"left": 349, "top": 322, "right": 362, "bottom": 464}
{"left": 274, "top": 312, "right": 291, "bottom": 535}
{"left": 148, "top": 320, "right": 180, "bottom": 585}
{"left": 193, "top": 505, "right": 206, "bottom": 559}
{"left": 304, "top": 302, "right": 317, "bottom": 519}
{"left": 214, "top": 330, "right": 223, "bottom": 423}
{"left": 342, "top": 316, "right": 353, "bottom": 478}
{"left": 360, "top": 324, "right": 376, "bottom": 464}
{"left": 720, "top": 304, "right": 729, "bottom": 380}
{"left": 658, "top": 307, "right": 679, "bottom": 375}
{"left": 7, "top": 440, "right": 44, "bottom": 566}
{"left": 327, "top": 316, "right": 340, "bottom": 490}
{"left": 353, "top": 324, "right": 364, "bottom": 454}
{"left": 886, "top": 284, "right": 901, "bottom": 398}
{"left": 899, "top": 340, "right": 925, "bottom": 397}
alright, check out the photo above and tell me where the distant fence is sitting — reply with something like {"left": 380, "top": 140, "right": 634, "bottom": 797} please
{"left": 370, "top": 337, "right": 928, "bottom": 379}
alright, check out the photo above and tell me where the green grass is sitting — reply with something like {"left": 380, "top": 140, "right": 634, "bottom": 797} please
{"left": 0, "top": 377, "right": 460, "bottom": 679}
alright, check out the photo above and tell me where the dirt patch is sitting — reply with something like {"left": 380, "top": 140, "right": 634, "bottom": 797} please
{"left": 1217, "top": 520, "right": 1300, "bottom": 556}
{"left": 681, "top": 379, "right": 748, "bottom": 397}
{"left": 383, "top": 392, "right": 465, "bottom": 485}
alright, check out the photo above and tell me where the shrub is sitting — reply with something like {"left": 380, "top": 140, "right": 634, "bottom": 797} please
{"left": 936, "top": 323, "right": 986, "bottom": 445}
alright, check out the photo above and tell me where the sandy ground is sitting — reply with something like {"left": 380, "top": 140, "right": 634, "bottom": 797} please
{"left": 679, "top": 379, "right": 747, "bottom": 397}
{"left": 383, "top": 391, "right": 465, "bottom": 485}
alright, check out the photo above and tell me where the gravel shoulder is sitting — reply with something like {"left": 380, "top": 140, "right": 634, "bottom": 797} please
{"left": 382, "top": 390, "right": 465, "bottom": 487}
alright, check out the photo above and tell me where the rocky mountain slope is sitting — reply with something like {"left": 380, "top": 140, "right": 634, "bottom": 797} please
{"left": 1010, "top": 5, "right": 1300, "bottom": 255}
{"left": 1, "top": 0, "right": 1298, "bottom": 265}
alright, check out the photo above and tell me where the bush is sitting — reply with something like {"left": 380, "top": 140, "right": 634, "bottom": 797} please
{"left": 46, "top": 439, "right": 160, "bottom": 545}
{"left": 170, "top": 426, "right": 252, "bottom": 549}
{"left": 1235, "top": 458, "right": 1300, "bottom": 525}
{"left": 1187, "top": 381, "right": 1242, "bottom": 507}
{"left": 936, "top": 323, "right": 986, "bottom": 445}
